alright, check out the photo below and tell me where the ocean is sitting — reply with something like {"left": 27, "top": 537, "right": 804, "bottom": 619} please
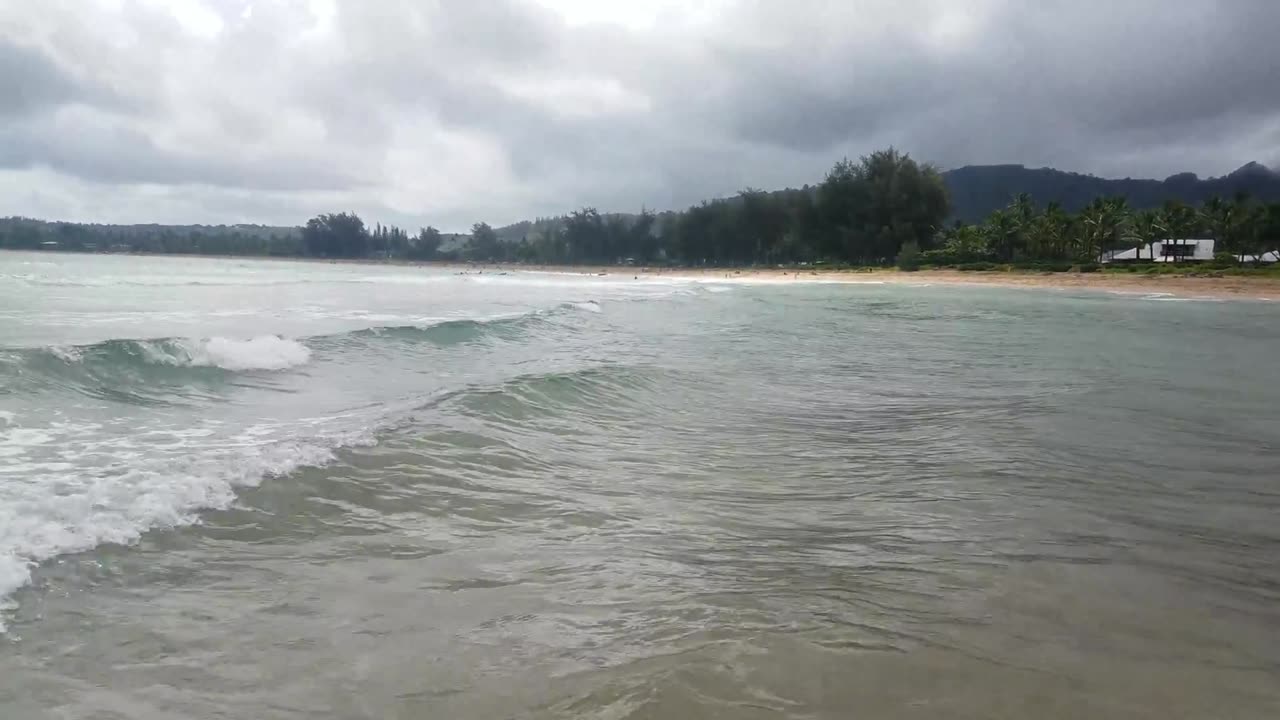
{"left": 2, "top": 250, "right": 1278, "bottom": 719}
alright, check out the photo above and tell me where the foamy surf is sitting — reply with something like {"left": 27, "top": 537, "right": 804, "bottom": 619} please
{"left": 0, "top": 420, "right": 380, "bottom": 632}
{"left": 173, "top": 336, "right": 312, "bottom": 371}
{"left": 43, "top": 336, "right": 313, "bottom": 373}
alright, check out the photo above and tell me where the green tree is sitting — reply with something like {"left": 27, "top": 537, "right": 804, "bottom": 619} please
{"left": 1199, "top": 195, "right": 1244, "bottom": 255}
{"left": 302, "top": 212, "right": 370, "bottom": 257}
{"left": 1078, "top": 197, "right": 1130, "bottom": 262}
{"left": 563, "top": 208, "right": 606, "bottom": 263}
{"left": 1037, "top": 202, "right": 1071, "bottom": 259}
{"left": 411, "top": 226, "right": 443, "bottom": 260}
{"left": 738, "top": 189, "right": 789, "bottom": 264}
{"left": 1130, "top": 209, "right": 1164, "bottom": 261}
{"left": 1161, "top": 200, "right": 1200, "bottom": 263}
{"left": 941, "top": 223, "right": 990, "bottom": 260}
{"left": 1241, "top": 202, "right": 1280, "bottom": 263}
{"left": 628, "top": 209, "right": 658, "bottom": 263}
{"left": 896, "top": 239, "right": 921, "bottom": 270}
{"left": 816, "top": 148, "right": 950, "bottom": 264}
{"left": 1008, "top": 192, "right": 1036, "bottom": 258}
{"left": 984, "top": 209, "right": 1020, "bottom": 262}
{"left": 467, "top": 222, "right": 503, "bottom": 261}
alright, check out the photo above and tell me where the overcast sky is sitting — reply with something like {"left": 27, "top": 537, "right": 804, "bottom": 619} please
{"left": 1, "top": 0, "right": 1277, "bottom": 230}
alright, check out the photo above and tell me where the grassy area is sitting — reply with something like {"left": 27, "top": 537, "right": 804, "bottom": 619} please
{"left": 689, "top": 260, "right": 1280, "bottom": 278}
{"left": 902, "top": 262, "right": 1280, "bottom": 277}
{"left": 1098, "top": 263, "right": 1280, "bottom": 278}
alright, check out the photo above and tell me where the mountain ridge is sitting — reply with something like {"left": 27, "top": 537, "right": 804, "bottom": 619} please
{"left": 940, "top": 161, "right": 1280, "bottom": 222}
{"left": 493, "top": 161, "right": 1280, "bottom": 238}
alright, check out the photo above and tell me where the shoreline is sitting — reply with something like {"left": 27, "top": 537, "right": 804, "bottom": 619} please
{"left": 6, "top": 249, "right": 1279, "bottom": 300}
{"left": 492, "top": 264, "right": 1280, "bottom": 301}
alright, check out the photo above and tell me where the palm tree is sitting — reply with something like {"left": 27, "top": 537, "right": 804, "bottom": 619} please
{"left": 1008, "top": 193, "right": 1036, "bottom": 259}
{"left": 1233, "top": 201, "right": 1264, "bottom": 263}
{"left": 942, "top": 223, "right": 990, "bottom": 259}
{"left": 983, "top": 209, "right": 1020, "bottom": 262}
{"left": 1161, "top": 200, "right": 1200, "bottom": 263}
{"left": 1264, "top": 203, "right": 1280, "bottom": 263}
{"left": 1112, "top": 198, "right": 1137, "bottom": 262}
{"left": 1028, "top": 201, "right": 1068, "bottom": 259}
{"left": 1131, "top": 209, "right": 1164, "bottom": 261}
{"left": 1079, "top": 199, "right": 1110, "bottom": 262}
{"left": 1230, "top": 193, "right": 1256, "bottom": 261}
{"left": 1200, "top": 195, "right": 1234, "bottom": 256}
{"left": 1078, "top": 197, "right": 1132, "bottom": 263}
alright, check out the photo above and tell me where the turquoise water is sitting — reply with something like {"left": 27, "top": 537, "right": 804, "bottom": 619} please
{"left": 2, "top": 251, "right": 1279, "bottom": 718}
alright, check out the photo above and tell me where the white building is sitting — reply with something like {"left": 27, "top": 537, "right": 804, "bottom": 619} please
{"left": 1237, "top": 250, "right": 1280, "bottom": 264}
{"left": 1105, "top": 239, "right": 1278, "bottom": 263}
{"left": 1105, "top": 238, "right": 1216, "bottom": 263}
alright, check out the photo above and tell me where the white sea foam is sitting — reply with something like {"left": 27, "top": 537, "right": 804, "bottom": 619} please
{"left": 42, "top": 336, "right": 309, "bottom": 372}
{"left": 352, "top": 274, "right": 453, "bottom": 286}
{"left": 49, "top": 345, "right": 84, "bottom": 363}
{"left": 0, "top": 428, "right": 56, "bottom": 459}
{"left": 0, "top": 421, "right": 377, "bottom": 631}
{"left": 190, "top": 336, "right": 312, "bottom": 370}
{"left": 1150, "top": 296, "right": 1224, "bottom": 303}
{"left": 1107, "top": 290, "right": 1227, "bottom": 303}
{"left": 569, "top": 300, "right": 603, "bottom": 313}
{"left": 143, "top": 336, "right": 312, "bottom": 371}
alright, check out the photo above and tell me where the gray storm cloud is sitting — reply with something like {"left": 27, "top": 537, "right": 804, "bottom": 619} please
{"left": 0, "top": 0, "right": 1276, "bottom": 228}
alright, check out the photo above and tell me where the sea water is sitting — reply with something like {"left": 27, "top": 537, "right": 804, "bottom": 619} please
{"left": 2, "top": 251, "right": 1278, "bottom": 718}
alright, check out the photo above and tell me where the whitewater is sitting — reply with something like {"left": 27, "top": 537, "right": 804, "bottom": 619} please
{"left": 0, "top": 255, "right": 685, "bottom": 625}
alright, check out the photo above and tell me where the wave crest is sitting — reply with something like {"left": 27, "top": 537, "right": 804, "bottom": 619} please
{"left": 0, "top": 336, "right": 313, "bottom": 400}
{"left": 1, "top": 299, "right": 610, "bottom": 394}
{"left": 149, "top": 336, "right": 312, "bottom": 371}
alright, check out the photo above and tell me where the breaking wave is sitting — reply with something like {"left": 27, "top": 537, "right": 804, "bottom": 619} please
{"left": 3, "top": 335, "right": 312, "bottom": 385}
{"left": 0, "top": 296, "right": 621, "bottom": 628}
{"left": 1, "top": 299, "right": 608, "bottom": 394}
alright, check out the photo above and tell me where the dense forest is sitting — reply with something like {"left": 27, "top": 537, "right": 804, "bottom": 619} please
{"left": 4, "top": 149, "right": 1279, "bottom": 267}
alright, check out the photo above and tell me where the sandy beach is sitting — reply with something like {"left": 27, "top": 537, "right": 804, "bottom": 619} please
{"left": 489, "top": 264, "right": 1280, "bottom": 301}
{"left": 15, "top": 249, "right": 1277, "bottom": 301}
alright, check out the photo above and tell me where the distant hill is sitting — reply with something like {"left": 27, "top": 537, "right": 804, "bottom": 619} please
{"left": 941, "top": 162, "right": 1280, "bottom": 222}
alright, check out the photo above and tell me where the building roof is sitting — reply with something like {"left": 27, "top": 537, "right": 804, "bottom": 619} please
{"left": 1105, "top": 241, "right": 1278, "bottom": 263}
{"left": 1238, "top": 250, "right": 1280, "bottom": 263}
{"left": 1106, "top": 238, "right": 1216, "bottom": 262}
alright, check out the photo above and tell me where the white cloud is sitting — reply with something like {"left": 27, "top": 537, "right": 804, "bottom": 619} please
{"left": 138, "top": 0, "right": 225, "bottom": 38}
{"left": 0, "top": 0, "right": 1276, "bottom": 230}
{"left": 532, "top": 0, "right": 733, "bottom": 30}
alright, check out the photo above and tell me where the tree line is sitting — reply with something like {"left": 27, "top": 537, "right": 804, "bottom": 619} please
{"left": 0, "top": 219, "right": 304, "bottom": 257}
{"left": 5, "top": 148, "right": 1279, "bottom": 266}
{"left": 457, "top": 149, "right": 1279, "bottom": 267}
{"left": 931, "top": 193, "right": 1280, "bottom": 267}
{"left": 453, "top": 148, "right": 954, "bottom": 266}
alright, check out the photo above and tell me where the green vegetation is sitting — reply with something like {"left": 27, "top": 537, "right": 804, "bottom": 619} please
{"left": 492, "top": 149, "right": 950, "bottom": 266}
{"left": 4, "top": 148, "right": 1279, "bottom": 270}
{"left": 0, "top": 218, "right": 305, "bottom": 256}
{"left": 919, "top": 193, "right": 1280, "bottom": 269}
